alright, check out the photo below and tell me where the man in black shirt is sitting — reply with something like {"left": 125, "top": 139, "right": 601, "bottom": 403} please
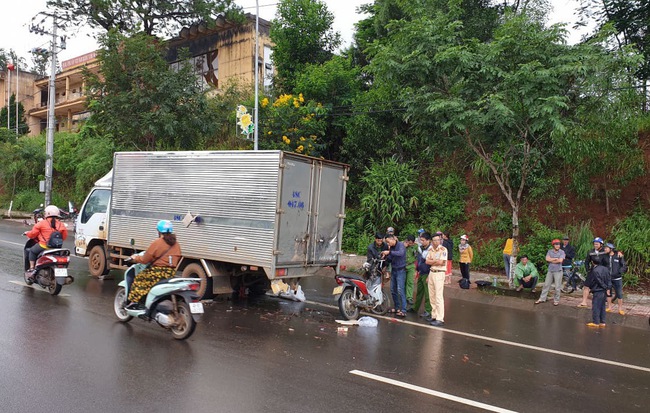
{"left": 578, "top": 237, "right": 607, "bottom": 308}
{"left": 367, "top": 232, "right": 388, "bottom": 263}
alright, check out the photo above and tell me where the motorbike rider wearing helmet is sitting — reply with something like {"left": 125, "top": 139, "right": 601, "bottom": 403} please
{"left": 127, "top": 220, "right": 182, "bottom": 309}
{"left": 23, "top": 205, "right": 68, "bottom": 279}
{"left": 578, "top": 237, "right": 607, "bottom": 308}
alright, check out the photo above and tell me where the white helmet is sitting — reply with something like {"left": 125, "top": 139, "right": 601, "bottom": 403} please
{"left": 44, "top": 205, "right": 60, "bottom": 218}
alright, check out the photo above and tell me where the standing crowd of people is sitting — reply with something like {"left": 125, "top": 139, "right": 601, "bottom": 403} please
{"left": 366, "top": 228, "right": 474, "bottom": 327}
{"left": 369, "top": 229, "right": 627, "bottom": 329}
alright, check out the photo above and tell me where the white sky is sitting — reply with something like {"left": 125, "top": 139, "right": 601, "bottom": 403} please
{"left": 2, "top": 0, "right": 589, "bottom": 71}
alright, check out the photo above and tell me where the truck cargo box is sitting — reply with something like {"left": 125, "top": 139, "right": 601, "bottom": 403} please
{"left": 107, "top": 150, "right": 349, "bottom": 280}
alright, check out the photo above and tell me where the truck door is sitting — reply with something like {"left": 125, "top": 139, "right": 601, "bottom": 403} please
{"left": 276, "top": 157, "right": 313, "bottom": 265}
{"left": 310, "top": 163, "right": 347, "bottom": 264}
{"left": 75, "top": 188, "right": 111, "bottom": 256}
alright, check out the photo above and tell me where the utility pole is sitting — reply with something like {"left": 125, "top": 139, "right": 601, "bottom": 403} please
{"left": 253, "top": 0, "right": 259, "bottom": 151}
{"left": 6, "top": 66, "right": 10, "bottom": 130}
{"left": 15, "top": 64, "right": 19, "bottom": 136}
{"left": 30, "top": 13, "right": 64, "bottom": 206}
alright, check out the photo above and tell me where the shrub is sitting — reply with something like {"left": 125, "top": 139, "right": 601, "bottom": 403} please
{"left": 472, "top": 238, "right": 504, "bottom": 271}
{"left": 342, "top": 208, "right": 375, "bottom": 255}
{"left": 611, "top": 211, "right": 650, "bottom": 278}
{"left": 416, "top": 171, "right": 468, "bottom": 232}
{"left": 359, "top": 158, "right": 418, "bottom": 231}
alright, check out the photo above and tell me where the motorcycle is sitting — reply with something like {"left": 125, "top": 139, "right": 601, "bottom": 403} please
{"left": 561, "top": 260, "right": 585, "bottom": 294}
{"left": 22, "top": 238, "right": 74, "bottom": 295}
{"left": 113, "top": 258, "right": 204, "bottom": 340}
{"left": 32, "top": 204, "right": 44, "bottom": 224}
{"left": 333, "top": 258, "right": 390, "bottom": 320}
{"left": 32, "top": 202, "right": 77, "bottom": 224}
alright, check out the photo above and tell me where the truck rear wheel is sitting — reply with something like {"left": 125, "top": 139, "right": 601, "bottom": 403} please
{"left": 89, "top": 245, "right": 109, "bottom": 277}
{"left": 181, "top": 263, "right": 213, "bottom": 300}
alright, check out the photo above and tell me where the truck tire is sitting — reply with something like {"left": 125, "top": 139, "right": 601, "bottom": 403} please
{"left": 181, "top": 263, "right": 213, "bottom": 300}
{"left": 88, "top": 245, "right": 109, "bottom": 277}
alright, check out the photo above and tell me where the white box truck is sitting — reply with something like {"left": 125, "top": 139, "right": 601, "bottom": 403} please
{"left": 74, "top": 150, "right": 349, "bottom": 298}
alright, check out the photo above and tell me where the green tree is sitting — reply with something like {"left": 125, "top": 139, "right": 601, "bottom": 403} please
{"left": 294, "top": 55, "right": 362, "bottom": 159}
{"left": 577, "top": 1, "right": 650, "bottom": 105}
{"left": 86, "top": 30, "right": 217, "bottom": 150}
{"left": 0, "top": 94, "right": 30, "bottom": 136}
{"left": 369, "top": 1, "right": 641, "bottom": 275}
{"left": 47, "top": 0, "right": 241, "bottom": 36}
{"left": 270, "top": 0, "right": 341, "bottom": 93}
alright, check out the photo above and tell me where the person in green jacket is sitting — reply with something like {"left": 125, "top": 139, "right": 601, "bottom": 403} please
{"left": 514, "top": 255, "right": 539, "bottom": 292}
{"left": 404, "top": 235, "right": 417, "bottom": 308}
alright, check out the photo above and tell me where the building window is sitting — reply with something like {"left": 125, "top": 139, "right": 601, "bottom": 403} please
{"left": 171, "top": 50, "right": 218, "bottom": 90}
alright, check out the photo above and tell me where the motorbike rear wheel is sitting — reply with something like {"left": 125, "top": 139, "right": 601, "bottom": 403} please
{"left": 370, "top": 291, "right": 390, "bottom": 316}
{"left": 47, "top": 270, "right": 62, "bottom": 296}
{"left": 170, "top": 301, "right": 196, "bottom": 340}
{"left": 113, "top": 287, "right": 133, "bottom": 323}
{"left": 338, "top": 288, "right": 360, "bottom": 320}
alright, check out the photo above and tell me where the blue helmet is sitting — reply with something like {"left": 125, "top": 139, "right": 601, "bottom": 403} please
{"left": 157, "top": 220, "right": 173, "bottom": 234}
{"left": 417, "top": 228, "right": 425, "bottom": 234}
{"left": 593, "top": 237, "right": 603, "bottom": 244}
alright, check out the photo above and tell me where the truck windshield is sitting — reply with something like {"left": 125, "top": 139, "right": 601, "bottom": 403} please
{"left": 81, "top": 189, "right": 110, "bottom": 224}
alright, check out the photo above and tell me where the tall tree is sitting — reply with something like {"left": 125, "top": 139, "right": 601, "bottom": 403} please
{"left": 369, "top": 1, "right": 641, "bottom": 274}
{"left": 577, "top": 1, "right": 650, "bottom": 107}
{"left": 86, "top": 30, "right": 216, "bottom": 150}
{"left": 294, "top": 56, "right": 362, "bottom": 160}
{"left": 47, "top": 0, "right": 240, "bottom": 36}
{"left": 270, "top": 0, "right": 341, "bottom": 93}
{"left": 0, "top": 95, "right": 30, "bottom": 136}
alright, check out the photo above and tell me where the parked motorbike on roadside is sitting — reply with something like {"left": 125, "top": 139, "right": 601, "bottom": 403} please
{"left": 22, "top": 238, "right": 74, "bottom": 296}
{"left": 561, "top": 260, "right": 585, "bottom": 294}
{"left": 333, "top": 258, "right": 390, "bottom": 320}
{"left": 32, "top": 204, "right": 44, "bottom": 224}
{"left": 33, "top": 202, "right": 77, "bottom": 224}
{"left": 113, "top": 257, "right": 204, "bottom": 340}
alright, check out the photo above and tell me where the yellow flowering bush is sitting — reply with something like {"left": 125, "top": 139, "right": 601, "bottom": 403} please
{"left": 259, "top": 92, "right": 327, "bottom": 156}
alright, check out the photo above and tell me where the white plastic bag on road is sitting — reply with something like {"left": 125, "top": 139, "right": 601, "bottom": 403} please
{"left": 279, "top": 285, "right": 306, "bottom": 302}
{"left": 357, "top": 316, "right": 378, "bottom": 327}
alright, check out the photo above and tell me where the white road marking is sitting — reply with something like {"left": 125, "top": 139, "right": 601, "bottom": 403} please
{"left": 350, "top": 369, "right": 518, "bottom": 413}
{"left": 8, "top": 280, "right": 71, "bottom": 297}
{"left": 305, "top": 300, "right": 650, "bottom": 374}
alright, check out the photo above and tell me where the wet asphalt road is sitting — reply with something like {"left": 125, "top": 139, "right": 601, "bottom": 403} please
{"left": 0, "top": 219, "right": 649, "bottom": 413}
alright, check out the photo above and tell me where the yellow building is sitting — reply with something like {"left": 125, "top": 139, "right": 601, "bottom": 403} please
{"left": 28, "top": 51, "right": 99, "bottom": 135}
{"left": 26, "top": 14, "right": 273, "bottom": 135}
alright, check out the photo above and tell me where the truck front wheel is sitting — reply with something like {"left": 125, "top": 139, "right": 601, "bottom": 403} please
{"left": 181, "top": 263, "right": 213, "bottom": 300}
{"left": 88, "top": 245, "right": 109, "bottom": 277}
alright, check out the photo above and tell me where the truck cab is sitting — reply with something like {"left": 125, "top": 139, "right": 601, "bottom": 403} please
{"left": 75, "top": 171, "right": 112, "bottom": 277}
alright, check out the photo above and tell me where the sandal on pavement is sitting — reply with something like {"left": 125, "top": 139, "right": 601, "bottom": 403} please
{"left": 388, "top": 309, "right": 397, "bottom": 314}
{"left": 586, "top": 322, "right": 599, "bottom": 328}
{"left": 534, "top": 300, "right": 546, "bottom": 304}
{"left": 577, "top": 303, "right": 588, "bottom": 308}
{"left": 606, "top": 308, "right": 613, "bottom": 313}
{"left": 553, "top": 301, "right": 559, "bottom": 306}
{"left": 619, "top": 310, "right": 626, "bottom": 315}
{"left": 396, "top": 311, "right": 406, "bottom": 317}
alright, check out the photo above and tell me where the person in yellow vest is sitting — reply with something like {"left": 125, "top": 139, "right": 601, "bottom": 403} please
{"left": 458, "top": 235, "right": 473, "bottom": 281}
{"left": 503, "top": 238, "right": 515, "bottom": 283}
